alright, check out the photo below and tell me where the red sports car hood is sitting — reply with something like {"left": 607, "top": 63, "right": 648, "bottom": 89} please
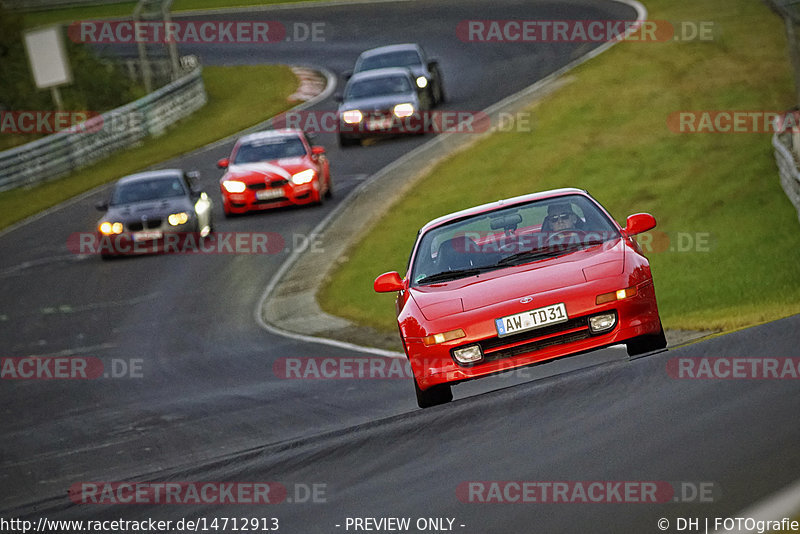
{"left": 223, "top": 158, "right": 310, "bottom": 182}
{"left": 410, "top": 239, "right": 626, "bottom": 320}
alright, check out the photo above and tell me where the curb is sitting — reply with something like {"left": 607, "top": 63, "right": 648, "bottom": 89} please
{"left": 257, "top": 0, "right": 658, "bottom": 355}
{"left": 711, "top": 477, "right": 800, "bottom": 533}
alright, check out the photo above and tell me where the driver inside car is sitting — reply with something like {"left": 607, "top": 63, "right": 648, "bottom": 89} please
{"left": 542, "top": 203, "right": 583, "bottom": 232}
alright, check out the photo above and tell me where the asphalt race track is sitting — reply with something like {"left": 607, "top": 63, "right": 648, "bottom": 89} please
{"left": 1, "top": 0, "right": 799, "bottom": 531}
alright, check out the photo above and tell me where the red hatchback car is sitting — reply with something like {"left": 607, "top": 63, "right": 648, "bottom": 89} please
{"left": 374, "top": 188, "right": 666, "bottom": 408}
{"left": 218, "top": 129, "right": 331, "bottom": 216}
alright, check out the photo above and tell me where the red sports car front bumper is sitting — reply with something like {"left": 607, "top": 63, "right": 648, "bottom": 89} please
{"left": 404, "top": 279, "right": 662, "bottom": 391}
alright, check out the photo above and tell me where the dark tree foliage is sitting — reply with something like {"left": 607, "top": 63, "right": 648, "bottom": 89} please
{"left": 0, "top": 7, "right": 145, "bottom": 113}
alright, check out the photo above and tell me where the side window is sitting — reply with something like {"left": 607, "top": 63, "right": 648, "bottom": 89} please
{"left": 181, "top": 175, "right": 195, "bottom": 195}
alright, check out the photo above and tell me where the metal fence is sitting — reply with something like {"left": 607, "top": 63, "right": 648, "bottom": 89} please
{"left": 0, "top": 66, "right": 206, "bottom": 192}
{"left": 1, "top": 0, "right": 131, "bottom": 11}
{"left": 773, "top": 129, "right": 800, "bottom": 224}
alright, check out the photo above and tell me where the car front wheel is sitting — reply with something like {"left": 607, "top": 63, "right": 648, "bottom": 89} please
{"left": 414, "top": 377, "right": 453, "bottom": 408}
{"left": 627, "top": 324, "right": 668, "bottom": 357}
{"left": 338, "top": 134, "right": 360, "bottom": 148}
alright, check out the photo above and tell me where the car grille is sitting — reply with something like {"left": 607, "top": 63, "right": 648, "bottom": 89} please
{"left": 451, "top": 316, "right": 595, "bottom": 366}
{"left": 481, "top": 329, "right": 592, "bottom": 362}
{"left": 248, "top": 180, "right": 289, "bottom": 190}
{"left": 254, "top": 197, "right": 286, "bottom": 205}
{"left": 127, "top": 218, "right": 162, "bottom": 231}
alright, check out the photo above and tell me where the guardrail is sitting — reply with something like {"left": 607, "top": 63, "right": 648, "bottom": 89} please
{"left": 0, "top": 65, "right": 206, "bottom": 193}
{"left": 1, "top": 0, "right": 130, "bottom": 11}
{"left": 773, "top": 128, "right": 800, "bottom": 224}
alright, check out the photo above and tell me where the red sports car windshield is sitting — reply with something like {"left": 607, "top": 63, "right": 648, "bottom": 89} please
{"left": 410, "top": 194, "right": 620, "bottom": 286}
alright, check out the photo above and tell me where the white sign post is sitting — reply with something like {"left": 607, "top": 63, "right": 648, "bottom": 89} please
{"left": 23, "top": 26, "right": 73, "bottom": 111}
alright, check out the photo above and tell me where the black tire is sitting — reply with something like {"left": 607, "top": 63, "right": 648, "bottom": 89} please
{"left": 324, "top": 176, "right": 333, "bottom": 198}
{"left": 627, "top": 324, "right": 668, "bottom": 357}
{"left": 223, "top": 207, "right": 238, "bottom": 219}
{"left": 338, "top": 134, "right": 359, "bottom": 148}
{"left": 432, "top": 70, "right": 445, "bottom": 105}
{"left": 414, "top": 378, "right": 453, "bottom": 408}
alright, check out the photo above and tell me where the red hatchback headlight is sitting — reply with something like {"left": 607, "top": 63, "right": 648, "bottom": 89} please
{"left": 222, "top": 180, "right": 246, "bottom": 193}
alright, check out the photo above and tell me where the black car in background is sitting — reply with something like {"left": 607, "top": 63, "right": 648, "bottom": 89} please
{"left": 337, "top": 67, "right": 432, "bottom": 147}
{"left": 95, "top": 169, "right": 213, "bottom": 257}
{"left": 351, "top": 43, "right": 445, "bottom": 106}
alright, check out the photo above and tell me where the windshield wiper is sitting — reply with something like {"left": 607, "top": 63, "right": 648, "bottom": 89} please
{"left": 496, "top": 248, "right": 564, "bottom": 266}
{"left": 416, "top": 266, "right": 496, "bottom": 285}
{"left": 497, "top": 239, "right": 610, "bottom": 267}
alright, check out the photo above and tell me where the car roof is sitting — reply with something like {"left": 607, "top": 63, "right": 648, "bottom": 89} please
{"left": 358, "top": 43, "right": 421, "bottom": 59}
{"left": 116, "top": 169, "right": 184, "bottom": 185}
{"left": 235, "top": 129, "right": 305, "bottom": 146}
{"left": 348, "top": 67, "right": 415, "bottom": 83}
{"left": 419, "top": 188, "right": 591, "bottom": 233}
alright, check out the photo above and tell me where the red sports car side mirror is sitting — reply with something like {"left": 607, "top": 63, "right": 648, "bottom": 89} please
{"left": 624, "top": 213, "right": 656, "bottom": 236}
{"left": 374, "top": 272, "right": 405, "bottom": 293}
{"left": 216, "top": 158, "right": 229, "bottom": 169}
{"left": 311, "top": 146, "right": 325, "bottom": 155}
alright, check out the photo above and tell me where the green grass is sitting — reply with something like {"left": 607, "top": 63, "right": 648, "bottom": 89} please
{"left": 318, "top": 0, "right": 800, "bottom": 333}
{"left": 23, "top": 0, "right": 328, "bottom": 28}
{"left": 0, "top": 64, "right": 298, "bottom": 230}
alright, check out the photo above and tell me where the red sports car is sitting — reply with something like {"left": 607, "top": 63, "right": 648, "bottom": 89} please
{"left": 218, "top": 129, "right": 332, "bottom": 216}
{"left": 374, "top": 188, "right": 666, "bottom": 408}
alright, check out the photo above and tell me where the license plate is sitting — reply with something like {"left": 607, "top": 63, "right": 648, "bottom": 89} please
{"left": 132, "top": 230, "right": 162, "bottom": 242}
{"left": 367, "top": 117, "right": 394, "bottom": 130}
{"left": 256, "top": 188, "right": 284, "bottom": 200}
{"left": 495, "top": 303, "right": 568, "bottom": 337}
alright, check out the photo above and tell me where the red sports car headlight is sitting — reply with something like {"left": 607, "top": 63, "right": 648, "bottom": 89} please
{"left": 422, "top": 328, "right": 466, "bottom": 346}
{"left": 596, "top": 286, "right": 637, "bottom": 305}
